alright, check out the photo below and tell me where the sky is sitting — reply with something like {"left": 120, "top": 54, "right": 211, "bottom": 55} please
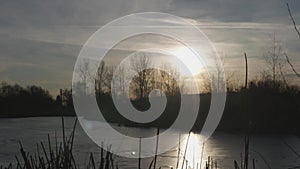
{"left": 0, "top": 0, "right": 300, "bottom": 95}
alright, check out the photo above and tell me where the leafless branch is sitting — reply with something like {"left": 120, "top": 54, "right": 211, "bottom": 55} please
{"left": 284, "top": 53, "right": 300, "bottom": 78}
{"left": 287, "top": 3, "right": 300, "bottom": 38}
{"left": 279, "top": 61, "right": 289, "bottom": 87}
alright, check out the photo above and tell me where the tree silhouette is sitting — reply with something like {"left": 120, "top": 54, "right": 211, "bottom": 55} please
{"left": 130, "top": 53, "right": 152, "bottom": 99}
{"left": 263, "top": 33, "right": 286, "bottom": 88}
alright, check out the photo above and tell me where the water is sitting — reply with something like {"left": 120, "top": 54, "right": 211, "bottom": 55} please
{"left": 0, "top": 117, "right": 300, "bottom": 169}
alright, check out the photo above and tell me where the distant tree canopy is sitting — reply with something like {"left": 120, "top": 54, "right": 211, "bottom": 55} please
{"left": 77, "top": 55, "right": 186, "bottom": 99}
{"left": 0, "top": 82, "right": 54, "bottom": 117}
{"left": 0, "top": 82, "right": 74, "bottom": 117}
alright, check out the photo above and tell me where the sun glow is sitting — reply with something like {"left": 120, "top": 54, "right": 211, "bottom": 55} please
{"left": 170, "top": 47, "right": 205, "bottom": 76}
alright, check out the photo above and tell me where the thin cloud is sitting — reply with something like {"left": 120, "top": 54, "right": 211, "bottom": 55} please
{"left": 0, "top": 0, "right": 300, "bottom": 94}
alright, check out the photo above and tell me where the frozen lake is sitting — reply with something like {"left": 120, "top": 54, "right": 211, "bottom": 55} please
{"left": 1, "top": 117, "right": 300, "bottom": 169}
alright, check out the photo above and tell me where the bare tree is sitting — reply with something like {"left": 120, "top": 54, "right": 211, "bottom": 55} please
{"left": 197, "top": 72, "right": 211, "bottom": 93}
{"left": 130, "top": 53, "right": 152, "bottom": 99}
{"left": 161, "top": 64, "right": 181, "bottom": 96}
{"left": 102, "top": 65, "right": 114, "bottom": 94}
{"left": 215, "top": 53, "right": 228, "bottom": 92}
{"left": 226, "top": 72, "right": 241, "bottom": 92}
{"left": 95, "top": 61, "right": 106, "bottom": 94}
{"left": 113, "top": 65, "right": 127, "bottom": 97}
{"left": 263, "top": 33, "right": 286, "bottom": 87}
{"left": 76, "top": 60, "right": 94, "bottom": 94}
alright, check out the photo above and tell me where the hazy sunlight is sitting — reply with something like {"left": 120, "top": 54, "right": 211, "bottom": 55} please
{"left": 170, "top": 47, "right": 205, "bottom": 76}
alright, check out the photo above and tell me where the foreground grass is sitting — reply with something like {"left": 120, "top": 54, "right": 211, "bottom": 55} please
{"left": 0, "top": 118, "right": 117, "bottom": 169}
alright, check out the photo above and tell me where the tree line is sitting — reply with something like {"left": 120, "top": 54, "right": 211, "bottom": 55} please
{"left": 0, "top": 82, "right": 74, "bottom": 117}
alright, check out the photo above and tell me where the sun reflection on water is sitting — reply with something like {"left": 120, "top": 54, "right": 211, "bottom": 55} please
{"left": 180, "top": 132, "right": 204, "bottom": 169}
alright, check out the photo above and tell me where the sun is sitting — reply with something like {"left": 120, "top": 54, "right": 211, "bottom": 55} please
{"left": 170, "top": 47, "right": 205, "bottom": 76}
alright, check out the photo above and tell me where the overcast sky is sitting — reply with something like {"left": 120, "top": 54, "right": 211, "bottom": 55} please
{"left": 0, "top": 0, "right": 300, "bottom": 95}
